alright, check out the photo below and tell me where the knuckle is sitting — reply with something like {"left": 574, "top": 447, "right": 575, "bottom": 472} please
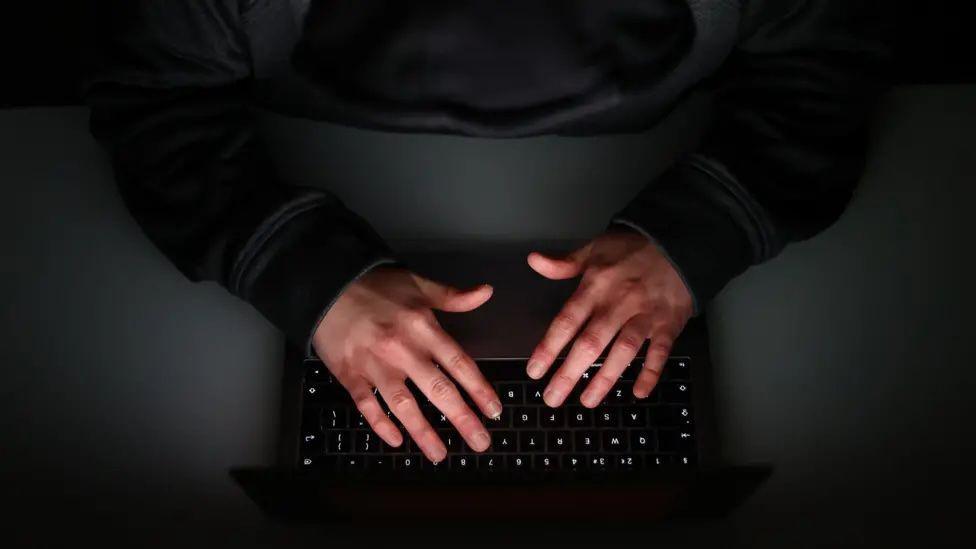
{"left": 615, "top": 332, "right": 644, "bottom": 354}
{"left": 575, "top": 331, "right": 604, "bottom": 356}
{"left": 387, "top": 389, "right": 415, "bottom": 413}
{"left": 552, "top": 312, "right": 579, "bottom": 335}
{"left": 428, "top": 375, "right": 458, "bottom": 401}
{"left": 398, "top": 308, "right": 433, "bottom": 332}
{"left": 442, "top": 351, "right": 472, "bottom": 373}
{"left": 648, "top": 339, "right": 672, "bottom": 355}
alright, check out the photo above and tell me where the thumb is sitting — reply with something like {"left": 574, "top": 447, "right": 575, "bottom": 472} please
{"left": 527, "top": 244, "right": 591, "bottom": 280}
{"left": 413, "top": 275, "right": 494, "bottom": 313}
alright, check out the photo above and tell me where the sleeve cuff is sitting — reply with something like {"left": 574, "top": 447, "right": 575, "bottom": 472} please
{"left": 612, "top": 156, "right": 764, "bottom": 312}
{"left": 232, "top": 199, "right": 395, "bottom": 357}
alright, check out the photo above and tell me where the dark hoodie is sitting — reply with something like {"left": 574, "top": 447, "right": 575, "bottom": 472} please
{"left": 85, "top": 0, "right": 889, "bottom": 355}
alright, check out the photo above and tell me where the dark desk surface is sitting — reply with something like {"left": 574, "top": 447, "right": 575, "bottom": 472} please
{"left": 1, "top": 86, "right": 973, "bottom": 546}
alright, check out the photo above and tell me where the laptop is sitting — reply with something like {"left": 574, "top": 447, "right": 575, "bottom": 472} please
{"left": 232, "top": 242, "right": 770, "bottom": 521}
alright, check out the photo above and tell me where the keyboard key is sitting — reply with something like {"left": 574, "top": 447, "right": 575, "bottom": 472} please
{"left": 575, "top": 430, "right": 599, "bottom": 452}
{"left": 602, "top": 430, "right": 628, "bottom": 452}
{"left": 649, "top": 454, "right": 673, "bottom": 467}
{"left": 527, "top": 386, "right": 545, "bottom": 404}
{"left": 562, "top": 454, "right": 588, "bottom": 471}
{"left": 622, "top": 406, "right": 647, "bottom": 427}
{"left": 663, "top": 382, "right": 692, "bottom": 403}
{"left": 486, "top": 407, "right": 511, "bottom": 429}
{"left": 547, "top": 431, "right": 572, "bottom": 452}
{"left": 426, "top": 410, "right": 451, "bottom": 428}
{"left": 300, "top": 454, "right": 333, "bottom": 470}
{"left": 620, "top": 361, "right": 640, "bottom": 381}
{"left": 493, "top": 431, "right": 517, "bottom": 451}
{"left": 649, "top": 405, "right": 676, "bottom": 426}
{"left": 498, "top": 383, "right": 523, "bottom": 404}
{"left": 301, "top": 431, "right": 323, "bottom": 453}
{"left": 630, "top": 429, "right": 655, "bottom": 451}
{"left": 540, "top": 408, "right": 564, "bottom": 428}
{"left": 616, "top": 455, "right": 640, "bottom": 470}
{"left": 355, "top": 431, "right": 379, "bottom": 453}
{"left": 366, "top": 455, "right": 392, "bottom": 471}
{"left": 353, "top": 413, "right": 368, "bottom": 429}
{"left": 677, "top": 428, "right": 696, "bottom": 450}
{"left": 595, "top": 408, "right": 619, "bottom": 427}
{"left": 476, "top": 454, "right": 500, "bottom": 472}
{"left": 304, "top": 362, "right": 330, "bottom": 381}
{"left": 676, "top": 406, "right": 694, "bottom": 425}
{"left": 535, "top": 455, "right": 557, "bottom": 472}
{"left": 304, "top": 383, "right": 324, "bottom": 404}
{"left": 322, "top": 406, "right": 348, "bottom": 429}
{"left": 657, "top": 429, "right": 678, "bottom": 452}
{"left": 513, "top": 407, "right": 538, "bottom": 428}
{"left": 677, "top": 454, "right": 697, "bottom": 466}
{"left": 567, "top": 407, "right": 593, "bottom": 427}
{"left": 338, "top": 455, "right": 365, "bottom": 471}
{"left": 326, "top": 431, "right": 350, "bottom": 453}
{"left": 438, "top": 430, "right": 461, "bottom": 451}
{"left": 603, "top": 383, "right": 633, "bottom": 405}
{"left": 590, "top": 455, "right": 612, "bottom": 470}
{"left": 668, "top": 358, "right": 690, "bottom": 380}
{"left": 508, "top": 455, "right": 530, "bottom": 471}
{"left": 450, "top": 454, "right": 476, "bottom": 472}
{"left": 519, "top": 431, "right": 545, "bottom": 452}
{"left": 424, "top": 458, "right": 447, "bottom": 473}
{"left": 394, "top": 454, "right": 421, "bottom": 471}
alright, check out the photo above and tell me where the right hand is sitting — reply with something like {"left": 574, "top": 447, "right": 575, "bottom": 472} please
{"left": 312, "top": 266, "right": 501, "bottom": 463}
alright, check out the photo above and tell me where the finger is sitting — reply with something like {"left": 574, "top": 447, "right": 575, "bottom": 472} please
{"left": 542, "top": 311, "right": 625, "bottom": 407}
{"left": 412, "top": 275, "right": 493, "bottom": 313}
{"left": 526, "top": 244, "right": 591, "bottom": 280}
{"left": 415, "top": 322, "right": 503, "bottom": 420}
{"left": 408, "top": 361, "right": 493, "bottom": 453}
{"left": 634, "top": 322, "right": 679, "bottom": 399}
{"left": 339, "top": 374, "right": 403, "bottom": 447}
{"left": 526, "top": 286, "right": 595, "bottom": 380}
{"left": 374, "top": 377, "right": 447, "bottom": 463}
{"left": 580, "top": 314, "right": 653, "bottom": 408}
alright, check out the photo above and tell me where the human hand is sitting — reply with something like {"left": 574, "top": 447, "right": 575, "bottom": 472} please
{"left": 312, "top": 266, "right": 502, "bottom": 463}
{"left": 526, "top": 229, "right": 694, "bottom": 407}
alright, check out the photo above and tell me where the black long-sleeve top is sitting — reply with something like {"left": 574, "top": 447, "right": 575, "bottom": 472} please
{"left": 85, "top": 0, "right": 889, "bottom": 354}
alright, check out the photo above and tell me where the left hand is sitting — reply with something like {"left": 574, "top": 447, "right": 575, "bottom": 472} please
{"left": 526, "top": 228, "right": 694, "bottom": 408}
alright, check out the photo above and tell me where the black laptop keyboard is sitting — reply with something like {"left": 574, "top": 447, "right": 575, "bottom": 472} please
{"left": 299, "top": 358, "right": 696, "bottom": 478}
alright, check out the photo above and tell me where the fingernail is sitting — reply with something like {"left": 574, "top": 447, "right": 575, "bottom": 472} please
{"left": 486, "top": 400, "right": 503, "bottom": 419}
{"left": 475, "top": 431, "right": 492, "bottom": 451}
{"left": 432, "top": 448, "right": 448, "bottom": 463}
{"left": 581, "top": 391, "right": 599, "bottom": 408}
{"left": 543, "top": 386, "right": 564, "bottom": 407}
{"left": 527, "top": 361, "right": 545, "bottom": 379}
{"left": 634, "top": 390, "right": 649, "bottom": 400}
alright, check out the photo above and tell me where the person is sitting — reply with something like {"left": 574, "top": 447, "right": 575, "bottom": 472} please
{"left": 85, "top": 0, "right": 888, "bottom": 464}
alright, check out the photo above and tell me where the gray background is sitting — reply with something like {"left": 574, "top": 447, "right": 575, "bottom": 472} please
{"left": 1, "top": 86, "right": 974, "bottom": 546}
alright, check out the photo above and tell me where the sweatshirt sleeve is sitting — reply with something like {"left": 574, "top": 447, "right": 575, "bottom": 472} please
{"left": 85, "top": 0, "right": 395, "bottom": 355}
{"left": 614, "top": 0, "right": 890, "bottom": 313}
